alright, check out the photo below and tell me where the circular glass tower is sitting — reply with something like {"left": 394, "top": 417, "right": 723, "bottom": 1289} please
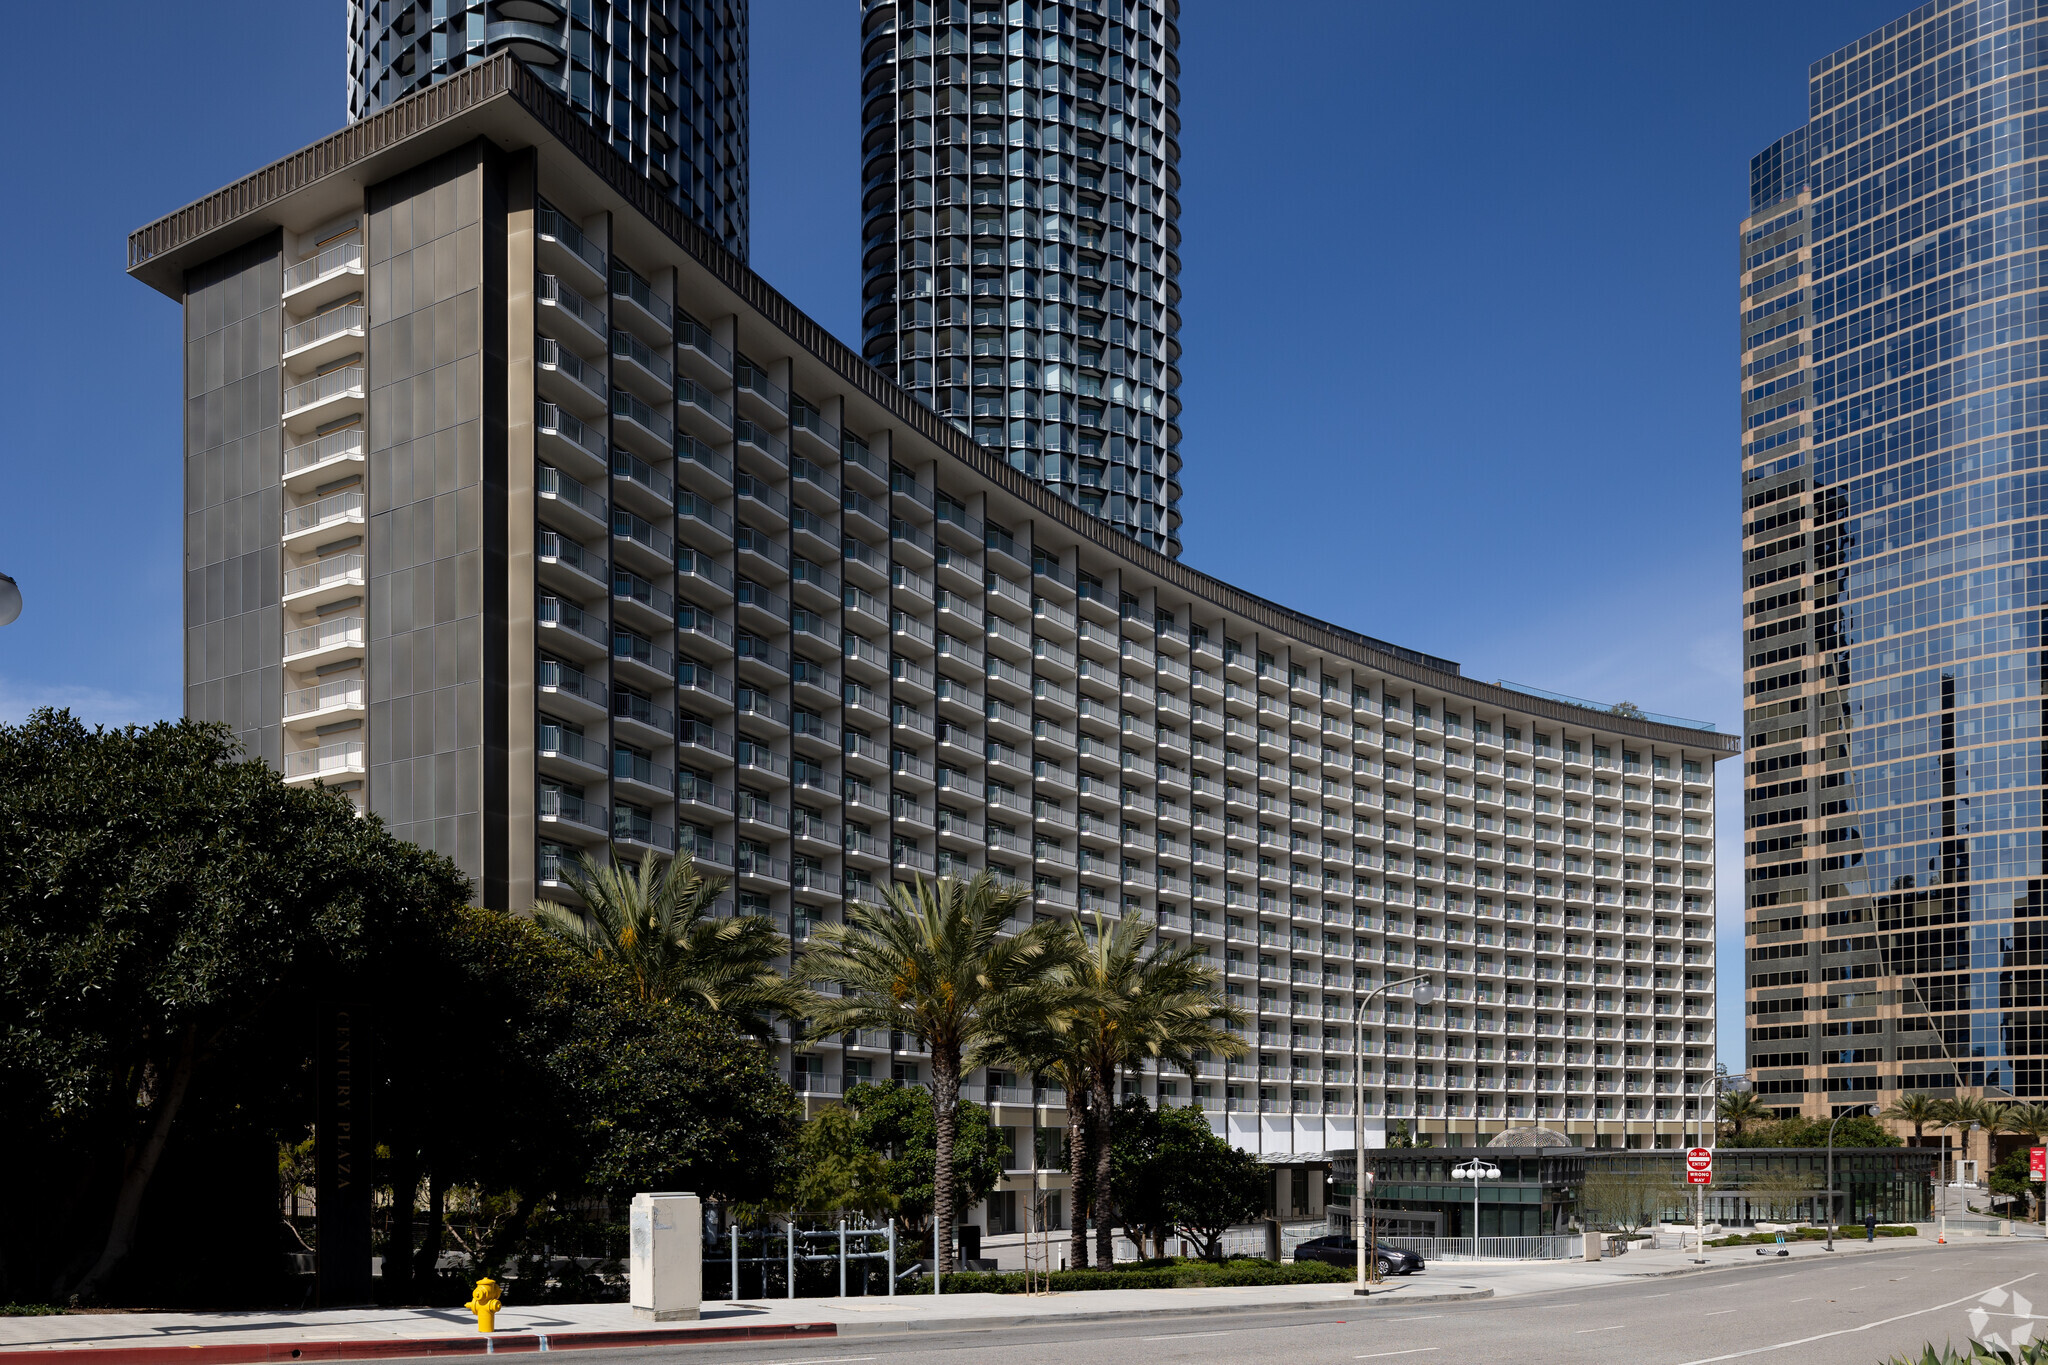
{"left": 858, "top": 0, "right": 1183, "bottom": 556}
{"left": 347, "top": 0, "right": 750, "bottom": 259}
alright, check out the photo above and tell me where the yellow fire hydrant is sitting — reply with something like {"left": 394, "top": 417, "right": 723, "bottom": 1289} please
{"left": 465, "top": 1277, "right": 502, "bottom": 1333}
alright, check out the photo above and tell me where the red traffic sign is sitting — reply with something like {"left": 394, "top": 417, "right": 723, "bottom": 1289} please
{"left": 1686, "top": 1147, "right": 1713, "bottom": 1172}
{"left": 2031, "top": 1147, "right": 2045, "bottom": 1182}
{"left": 1687, "top": 1170, "right": 1713, "bottom": 1185}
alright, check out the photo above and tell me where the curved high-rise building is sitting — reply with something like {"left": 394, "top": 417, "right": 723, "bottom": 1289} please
{"left": 857, "top": 0, "right": 1183, "bottom": 556}
{"left": 1740, "top": 1, "right": 2048, "bottom": 1144}
{"left": 347, "top": 0, "right": 749, "bottom": 257}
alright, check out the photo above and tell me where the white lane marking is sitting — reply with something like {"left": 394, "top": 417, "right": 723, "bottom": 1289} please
{"left": 1142, "top": 1332, "right": 1228, "bottom": 1341}
{"left": 1356, "top": 1351, "right": 1440, "bottom": 1360}
{"left": 753, "top": 1359, "right": 877, "bottom": 1365}
{"left": 1788, "top": 1297, "right": 1812, "bottom": 1303}
{"left": 1675, "top": 1272, "right": 2038, "bottom": 1365}
{"left": 1704, "top": 1309, "right": 1738, "bottom": 1316}
{"left": 1643, "top": 1293, "right": 1672, "bottom": 1299}
{"left": 1576, "top": 1325, "right": 1626, "bottom": 1333}
{"left": 1378, "top": 1316, "right": 1443, "bottom": 1322}
{"left": 1848, "top": 1285, "right": 1868, "bottom": 1291}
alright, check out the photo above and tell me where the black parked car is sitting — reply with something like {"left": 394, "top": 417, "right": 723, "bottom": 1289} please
{"left": 1292, "top": 1235, "right": 1425, "bottom": 1276}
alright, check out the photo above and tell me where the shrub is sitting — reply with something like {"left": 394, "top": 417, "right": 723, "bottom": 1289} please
{"left": 1887, "top": 1341, "right": 2048, "bottom": 1364}
{"left": 1704, "top": 1224, "right": 1917, "bottom": 1248}
{"left": 910, "top": 1257, "right": 1353, "bottom": 1294}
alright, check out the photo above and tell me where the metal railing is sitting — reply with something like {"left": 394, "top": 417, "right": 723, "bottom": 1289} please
{"left": 1389, "top": 1234, "right": 1584, "bottom": 1262}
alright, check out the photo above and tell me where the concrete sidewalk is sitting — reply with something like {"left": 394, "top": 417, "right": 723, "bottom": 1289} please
{"left": 0, "top": 1233, "right": 1948, "bottom": 1361}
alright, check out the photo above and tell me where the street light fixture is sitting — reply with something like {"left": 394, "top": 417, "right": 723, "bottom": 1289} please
{"left": 0, "top": 573, "right": 19, "bottom": 627}
{"left": 1826, "top": 1103, "right": 1881, "bottom": 1251}
{"left": 1451, "top": 1158, "right": 1502, "bottom": 1247}
{"left": 1354, "top": 975, "right": 1439, "bottom": 1297}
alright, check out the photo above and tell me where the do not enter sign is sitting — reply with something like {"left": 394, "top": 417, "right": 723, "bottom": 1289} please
{"left": 1686, "top": 1147, "right": 1713, "bottom": 1186}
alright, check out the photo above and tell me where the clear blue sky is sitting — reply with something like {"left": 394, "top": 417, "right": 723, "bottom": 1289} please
{"left": 0, "top": 1, "right": 1910, "bottom": 1066}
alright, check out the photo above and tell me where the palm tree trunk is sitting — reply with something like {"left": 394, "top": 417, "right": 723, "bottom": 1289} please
{"left": 1090, "top": 1061, "right": 1116, "bottom": 1269}
{"left": 1066, "top": 1091, "right": 1090, "bottom": 1269}
{"left": 932, "top": 1048, "right": 961, "bottom": 1275}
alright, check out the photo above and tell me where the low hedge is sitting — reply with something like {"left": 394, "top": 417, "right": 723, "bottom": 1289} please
{"left": 0, "top": 1305, "right": 65, "bottom": 1317}
{"left": 909, "top": 1257, "right": 1354, "bottom": 1294}
{"left": 1705, "top": 1225, "right": 1917, "bottom": 1247}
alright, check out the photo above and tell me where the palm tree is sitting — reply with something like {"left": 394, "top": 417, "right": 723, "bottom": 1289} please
{"left": 1072, "top": 912, "right": 1247, "bottom": 1268}
{"left": 982, "top": 912, "right": 1247, "bottom": 1268}
{"left": 536, "top": 850, "right": 810, "bottom": 1039}
{"left": 793, "top": 872, "right": 1068, "bottom": 1273}
{"left": 1717, "top": 1091, "right": 1770, "bottom": 1141}
{"left": 1881, "top": 1092, "right": 1945, "bottom": 1144}
{"left": 982, "top": 1000, "right": 1096, "bottom": 1268}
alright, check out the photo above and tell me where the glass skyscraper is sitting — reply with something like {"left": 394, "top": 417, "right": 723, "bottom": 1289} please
{"left": 857, "top": 0, "right": 1183, "bottom": 556}
{"left": 347, "top": 0, "right": 749, "bottom": 257}
{"left": 1741, "top": 1, "right": 2048, "bottom": 1125}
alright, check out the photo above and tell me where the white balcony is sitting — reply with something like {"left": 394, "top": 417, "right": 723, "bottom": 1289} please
{"left": 282, "top": 615, "right": 365, "bottom": 668}
{"left": 282, "top": 553, "right": 365, "bottom": 609}
{"left": 282, "top": 490, "right": 365, "bottom": 548}
{"left": 281, "top": 738, "right": 365, "bottom": 785}
{"left": 283, "top": 677, "right": 366, "bottom": 731}
{"left": 281, "top": 238, "right": 364, "bottom": 309}
{"left": 283, "top": 424, "right": 365, "bottom": 493}
{"left": 282, "top": 302, "right": 367, "bottom": 369}
{"left": 282, "top": 366, "right": 365, "bottom": 432}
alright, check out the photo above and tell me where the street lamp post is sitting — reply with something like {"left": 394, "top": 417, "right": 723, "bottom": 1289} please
{"left": 1355, "top": 975, "right": 1439, "bottom": 1297}
{"left": 1451, "top": 1158, "right": 1502, "bottom": 1248}
{"left": 1826, "top": 1104, "right": 1881, "bottom": 1251}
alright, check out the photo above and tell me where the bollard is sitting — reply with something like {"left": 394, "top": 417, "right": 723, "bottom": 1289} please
{"left": 887, "top": 1219, "right": 896, "bottom": 1296}
{"left": 464, "top": 1277, "right": 501, "bottom": 1334}
{"left": 787, "top": 1220, "right": 796, "bottom": 1299}
{"left": 731, "top": 1223, "right": 740, "bottom": 1300}
{"left": 839, "top": 1219, "right": 848, "bottom": 1298}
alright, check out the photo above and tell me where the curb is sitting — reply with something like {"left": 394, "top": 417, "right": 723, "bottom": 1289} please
{"left": 0, "top": 1321, "right": 835, "bottom": 1363}
{"left": 835, "top": 1286, "right": 1496, "bottom": 1335}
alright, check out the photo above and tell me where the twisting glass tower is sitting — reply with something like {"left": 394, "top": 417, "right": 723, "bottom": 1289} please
{"left": 858, "top": 0, "right": 1183, "bottom": 555}
{"left": 347, "top": 0, "right": 749, "bottom": 258}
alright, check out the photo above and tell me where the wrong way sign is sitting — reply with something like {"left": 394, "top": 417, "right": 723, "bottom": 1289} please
{"left": 1686, "top": 1146, "right": 1713, "bottom": 1185}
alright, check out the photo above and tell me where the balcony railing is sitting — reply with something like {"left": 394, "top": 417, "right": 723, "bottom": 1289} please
{"left": 284, "top": 425, "right": 366, "bottom": 477}
{"left": 282, "top": 676, "right": 364, "bottom": 719}
{"left": 283, "top": 553, "right": 365, "bottom": 598}
{"left": 282, "top": 739, "right": 365, "bottom": 780}
{"left": 283, "top": 239, "right": 363, "bottom": 294}
{"left": 283, "top": 615, "right": 364, "bottom": 659}
{"left": 282, "top": 303, "right": 366, "bottom": 356}
{"left": 282, "top": 367, "right": 365, "bottom": 417}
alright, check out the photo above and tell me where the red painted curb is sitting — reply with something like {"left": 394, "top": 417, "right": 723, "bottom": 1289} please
{"left": 0, "top": 1320, "right": 836, "bottom": 1363}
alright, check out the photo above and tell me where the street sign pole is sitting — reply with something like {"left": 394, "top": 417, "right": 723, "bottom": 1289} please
{"left": 1685, "top": 1147, "right": 1713, "bottom": 1259}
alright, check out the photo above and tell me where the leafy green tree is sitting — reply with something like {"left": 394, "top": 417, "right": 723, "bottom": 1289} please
{"left": 536, "top": 851, "right": 810, "bottom": 1039}
{"left": 840, "top": 1080, "right": 1006, "bottom": 1242}
{"left": 773, "top": 1106, "right": 896, "bottom": 1219}
{"left": 1719, "top": 1115, "right": 1901, "bottom": 1149}
{"left": 0, "top": 710, "right": 472, "bottom": 1304}
{"left": 795, "top": 873, "right": 1066, "bottom": 1271}
{"left": 1139, "top": 1101, "right": 1268, "bottom": 1260}
{"left": 1988, "top": 1145, "right": 2042, "bottom": 1222}
{"left": 383, "top": 907, "right": 803, "bottom": 1272}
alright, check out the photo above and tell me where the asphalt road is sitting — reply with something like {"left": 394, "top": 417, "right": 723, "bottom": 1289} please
{"left": 383, "top": 1243, "right": 2048, "bottom": 1365}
